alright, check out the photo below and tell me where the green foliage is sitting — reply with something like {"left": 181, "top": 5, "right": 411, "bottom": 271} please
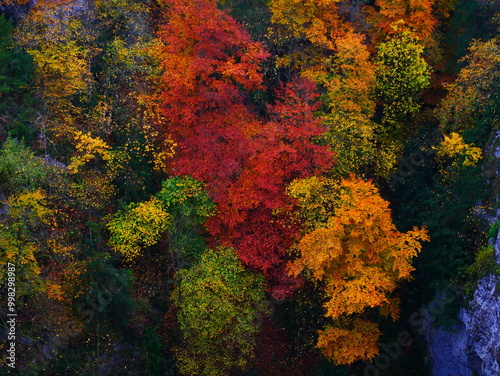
{"left": 156, "top": 176, "right": 216, "bottom": 225}
{"left": 287, "top": 175, "right": 340, "bottom": 231}
{"left": 0, "top": 190, "right": 49, "bottom": 297}
{"left": 108, "top": 176, "right": 215, "bottom": 261}
{"left": 443, "top": 0, "right": 490, "bottom": 71}
{"left": 107, "top": 197, "right": 171, "bottom": 260}
{"left": 1, "top": 0, "right": 498, "bottom": 373}
{"left": 489, "top": 219, "right": 500, "bottom": 239}
{"left": 314, "top": 32, "right": 380, "bottom": 177}
{"left": 174, "top": 247, "right": 267, "bottom": 376}
{"left": 141, "top": 326, "right": 164, "bottom": 376}
{"left": 156, "top": 176, "right": 216, "bottom": 260}
{"left": 0, "top": 138, "right": 51, "bottom": 194}
{"left": 0, "top": 14, "right": 36, "bottom": 141}
{"left": 376, "top": 30, "right": 431, "bottom": 128}
{"left": 462, "top": 245, "right": 500, "bottom": 298}
{"left": 220, "top": 0, "right": 271, "bottom": 41}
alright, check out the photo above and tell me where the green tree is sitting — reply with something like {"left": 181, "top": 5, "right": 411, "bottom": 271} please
{"left": 0, "top": 138, "right": 51, "bottom": 194}
{"left": 108, "top": 176, "right": 215, "bottom": 261}
{"left": 174, "top": 247, "right": 267, "bottom": 376}
{"left": 376, "top": 29, "right": 431, "bottom": 130}
{"left": 0, "top": 14, "right": 36, "bottom": 141}
{"left": 107, "top": 197, "right": 171, "bottom": 260}
{"left": 156, "top": 176, "right": 216, "bottom": 261}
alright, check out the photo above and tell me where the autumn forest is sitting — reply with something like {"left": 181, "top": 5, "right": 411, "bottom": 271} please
{"left": 0, "top": 0, "right": 498, "bottom": 375}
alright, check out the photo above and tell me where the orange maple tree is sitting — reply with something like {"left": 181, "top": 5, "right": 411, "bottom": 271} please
{"left": 289, "top": 174, "right": 429, "bottom": 364}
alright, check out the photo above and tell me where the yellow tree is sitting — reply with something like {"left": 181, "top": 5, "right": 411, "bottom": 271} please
{"left": 288, "top": 174, "right": 428, "bottom": 364}
{"left": 376, "top": 29, "right": 431, "bottom": 128}
{"left": 269, "top": 2, "right": 408, "bottom": 177}
{"left": 0, "top": 190, "right": 48, "bottom": 298}
{"left": 375, "top": 28, "right": 431, "bottom": 174}
{"left": 438, "top": 37, "right": 500, "bottom": 132}
{"left": 14, "top": 0, "right": 93, "bottom": 145}
{"left": 311, "top": 32, "right": 382, "bottom": 177}
{"left": 434, "top": 132, "right": 482, "bottom": 168}
{"left": 269, "top": 0, "right": 352, "bottom": 50}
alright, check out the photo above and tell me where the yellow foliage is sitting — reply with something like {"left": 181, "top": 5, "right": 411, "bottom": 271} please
{"left": 150, "top": 136, "right": 176, "bottom": 172}
{"left": 28, "top": 40, "right": 90, "bottom": 100}
{"left": 434, "top": 132, "right": 482, "bottom": 167}
{"left": 315, "top": 32, "right": 377, "bottom": 117}
{"left": 14, "top": 0, "right": 95, "bottom": 144}
{"left": 46, "top": 282, "right": 64, "bottom": 301}
{"left": 376, "top": 30, "right": 431, "bottom": 126}
{"left": 68, "top": 131, "right": 111, "bottom": 173}
{"left": 69, "top": 173, "right": 116, "bottom": 210}
{"left": 379, "top": 296, "right": 402, "bottom": 320}
{"left": 0, "top": 191, "right": 51, "bottom": 296}
{"left": 67, "top": 132, "right": 117, "bottom": 210}
{"left": 323, "top": 114, "right": 377, "bottom": 178}
{"left": 270, "top": 0, "right": 349, "bottom": 50}
{"left": 438, "top": 38, "right": 500, "bottom": 131}
{"left": 269, "top": 0, "right": 352, "bottom": 74}
{"left": 46, "top": 236, "right": 76, "bottom": 258}
{"left": 8, "top": 190, "right": 51, "bottom": 225}
{"left": 298, "top": 32, "right": 385, "bottom": 177}
{"left": 106, "top": 149, "right": 130, "bottom": 178}
{"left": 108, "top": 198, "right": 171, "bottom": 260}
{"left": 288, "top": 175, "right": 340, "bottom": 230}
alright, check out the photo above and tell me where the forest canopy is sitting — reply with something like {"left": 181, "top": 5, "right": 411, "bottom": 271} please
{"left": 0, "top": 0, "right": 497, "bottom": 375}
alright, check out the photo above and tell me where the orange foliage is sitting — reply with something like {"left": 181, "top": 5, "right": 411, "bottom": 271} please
{"left": 318, "top": 318, "right": 381, "bottom": 364}
{"left": 312, "top": 31, "right": 376, "bottom": 117}
{"left": 289, "top": 174, "right": 429, "bottom": 364}
{"left": 270, "top": 0, "right": 353, "bottom": 50}
{"left": 364, "top": 0, "right": 437, "bottom": 42}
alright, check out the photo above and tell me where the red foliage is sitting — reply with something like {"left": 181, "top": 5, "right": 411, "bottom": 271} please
{"left": 209, "top": 78, "right": 334, "bottom": 298}
{"left": 156, "top": 0, "right": 268, "bottom": 200}
{"left": 157, "top": 0, "right": 333, "bottom": 299}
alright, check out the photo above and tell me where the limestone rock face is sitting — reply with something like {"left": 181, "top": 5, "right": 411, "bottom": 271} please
{"left": 460, "top": 234, "right": 500, "bottom": 376}
{"left": 426, "top": 214, "right": 500, "bottom": 376}
{"left": 426, "top": 320, "right": 472, "bottom": 376}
